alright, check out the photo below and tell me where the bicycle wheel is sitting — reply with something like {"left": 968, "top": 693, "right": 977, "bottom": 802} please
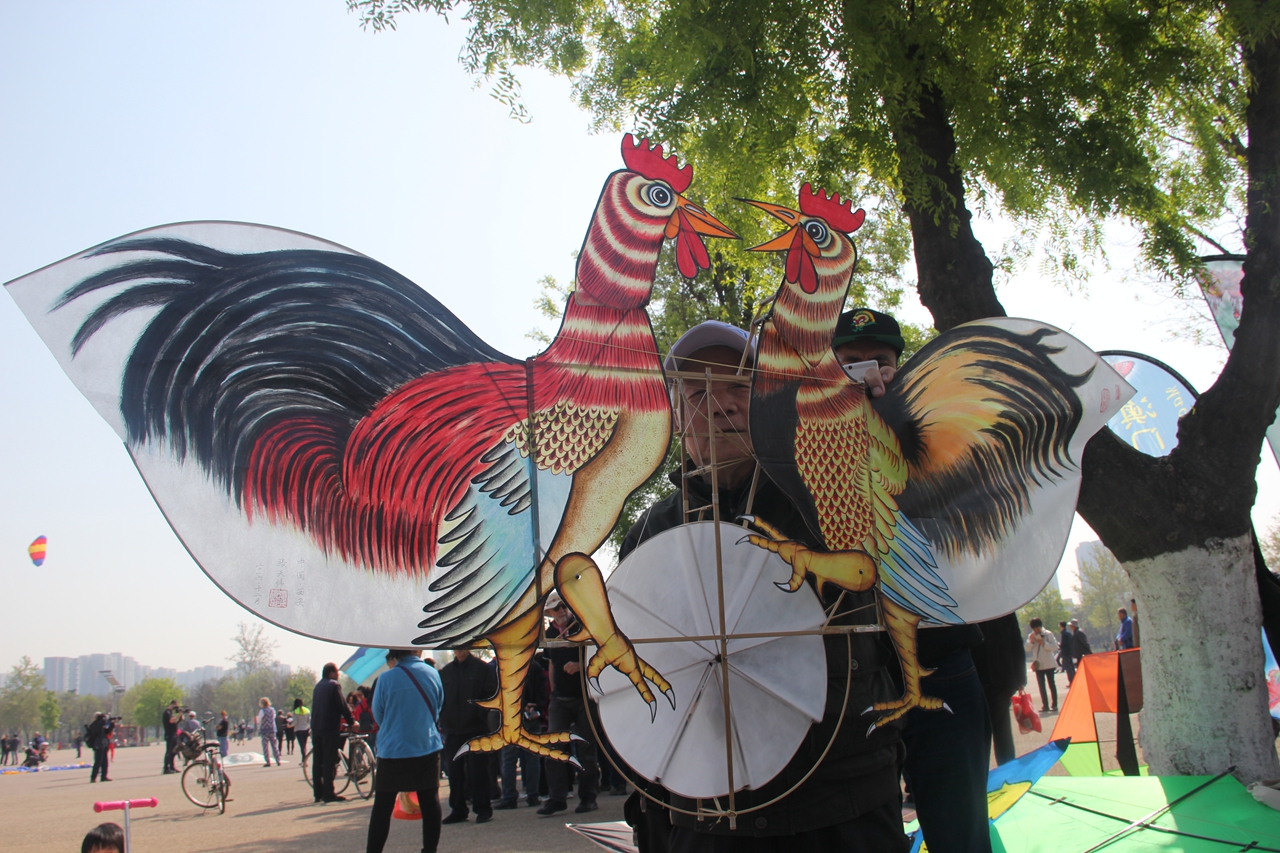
{"left": 181, "top": 760, "right": 219, "bottom": 809}
{"left": 334, "top": 752, "right": 352, "bottom": 795}
{"left": 350, "top": 741, "right": 375, "bottom": 800}
{"left": 215, "top": 765, "right": 227, "bottom": 814}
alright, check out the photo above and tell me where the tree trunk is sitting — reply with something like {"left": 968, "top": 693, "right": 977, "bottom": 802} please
{"left": 1123, "top": 535, "right": 1278, "bottom": 781}
{"left": 1075, "top": 20, "right": 1280, "bottom": 782}
{"left": 883, "top": 30, "right": 1280, "bottom": 780}
{"left": 891, "top": 82, "right": 1006, "bottom": 331}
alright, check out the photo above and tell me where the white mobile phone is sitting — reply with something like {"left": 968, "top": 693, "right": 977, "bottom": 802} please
{"left": 841, "top": 360, "right": 881, "bottom": 383}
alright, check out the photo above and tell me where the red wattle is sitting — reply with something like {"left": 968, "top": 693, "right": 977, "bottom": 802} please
{"left": 676, "top": 231, "right": 697, "bottom": 278}
{"left": 799, "top": 254, "right": 818, "bottom": 293}
{"left": 675, "top": 211, "right": 711, "bottom": 278}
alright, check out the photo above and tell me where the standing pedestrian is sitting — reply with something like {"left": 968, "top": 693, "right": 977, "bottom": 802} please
{"left": 539, "top": 593, "right": 599, "bottom": 817}
{"left": 1070, "top": 619, "right": 1092, "bottom": 667}
{"left": 161, "top": 699, "right": 180, "bottom": 774}
{"left": 365, "top": 648, "right": 444, "bottom": 853}
{"left": 283, "top": 710, "right": 296, "bottom": 755}
{"left": 73, "top": 733, "right": 83, "bottom": 760}
{"left": 495, "top": 656, "right": 547, "bottom": 809}
{"left": 1116, "top": 607, "right": 1136, "bottom": 650}
{"left": 292, "top": 698, "right": 311, "bottom": 758}
{"left": 1058, "top": 621, "right": 1077, "bottom": 685}
{"left": 439, "top": 648, "right": 498, "bottom": 824}
{"left": 216, "top": 710, "right": 231, "bottom": 757}
{"left": 87, "top": 712, "right": 114, "bottom": 783}
{"left": 312, "top": 662, "right": 355, "bottom": 803}
{"left": 1026, "top": 618, "right": 1059, "bottom": 712}
{"left": 258, "top": 698, "right": 281, "bottom": 767}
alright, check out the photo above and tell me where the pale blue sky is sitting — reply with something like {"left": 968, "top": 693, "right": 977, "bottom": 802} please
{"left": 1, "top": 1, "right": 1273, "bottom": 673}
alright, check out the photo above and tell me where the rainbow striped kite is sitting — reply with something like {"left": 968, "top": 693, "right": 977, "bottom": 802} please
{"left": 27, "top": 536, "right": 46, "bottom": 567}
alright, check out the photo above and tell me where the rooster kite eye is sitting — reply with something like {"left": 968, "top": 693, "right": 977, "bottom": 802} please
{"left": 645, "top": 183, "right": 674, "bottom": 208}
{"left": 804, "top": 220, "right": 829, "bottom": 245}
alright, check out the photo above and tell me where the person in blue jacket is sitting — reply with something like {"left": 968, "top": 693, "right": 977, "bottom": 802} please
{"left": 1115, "top": 608, "right": 1135, "bottom": 650}
{"left": 366, "top": 647, "right": 445, "bottom": 853}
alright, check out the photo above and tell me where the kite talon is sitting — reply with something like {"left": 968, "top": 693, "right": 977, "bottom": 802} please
{"left": 453, "top": 743, "right": 471, "bottom": 760}
{"left": 589, "top": 676, "right": 602, "bottom": 695}
{"left": 861, "top": 705, "right": 876, "bottom": 716}
{"left": 942, "top": 702, "right": 954, "bottom": 715}
{"left": 737, "top": 515, "right": 756, "bottom": 525}
{"left": 866, "top": 722, "right": 879, "bottom": 737}
{"left": 569, "top": 756, "right": 583, "bottom": 771}
{"left": 737, "top": 536, "right": 752, "bottom": 546}
{"left": 569, "top": 734, "right": 587, "bottom": 744}
{"left": 663, "top": 688, "right": 676, "bottom": 710}
{"left": 648, "top": 699, "right": 657, "bottom": 723}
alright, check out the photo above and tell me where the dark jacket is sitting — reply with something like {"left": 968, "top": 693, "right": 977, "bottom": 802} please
{"left": 87, "top": 716, "right": 113, "bottom": 750}
{"left": 162, "top": 707, "right": 179, "bottom": 738}
{"left": 971, "top": 612, "right": 1027, "bottom": 698}
{"left": 438, "top": 654, "right": 499, "bottom": 736}
{"left": 311, "top": 677, "right": 354, "bottom": 736}
{"left": 620, "top": 469, "right": 905, "bottom": 838}
{"left": 1074, "top": 629, "right": 1093, "bottom": 657}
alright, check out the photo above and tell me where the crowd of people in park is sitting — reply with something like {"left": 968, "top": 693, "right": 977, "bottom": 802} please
{"left": 69, "top": 310, "right": 1150, "bottom": 853}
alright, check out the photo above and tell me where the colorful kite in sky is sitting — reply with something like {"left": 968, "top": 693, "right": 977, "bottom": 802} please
{"left": 27, "top": 536, "right": 46, "bottom": 567}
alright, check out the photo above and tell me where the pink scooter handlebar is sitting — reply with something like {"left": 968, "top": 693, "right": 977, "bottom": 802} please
{"left": 94, "top": 798, "right": 158, "bottom": 812}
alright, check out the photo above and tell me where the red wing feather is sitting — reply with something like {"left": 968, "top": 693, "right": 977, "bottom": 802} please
{"left": 243, "top": 362, "right": 528, "bottom": 576}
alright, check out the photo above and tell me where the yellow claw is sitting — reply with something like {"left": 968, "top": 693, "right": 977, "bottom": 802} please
{"left": 863, "top": 596, "right": 949, "bottom": 731}
{"left": 739, "top": 517, "right": 877, "bottom": 594}
{"left": 556, "top": 553, "right": 676, "bottom": 717}
{"left": 460, "top": 728, "right": 582, "bottom": 763}
{"left": 462, "top": 603, "right": 585, "bottom": 761}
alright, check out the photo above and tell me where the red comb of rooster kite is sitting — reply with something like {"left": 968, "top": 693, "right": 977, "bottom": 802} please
{"left": 799, "top": 183, "right": 866, "bottom": 234}
{"left": 622, "top": 134, "right": 692, "bottom": 193}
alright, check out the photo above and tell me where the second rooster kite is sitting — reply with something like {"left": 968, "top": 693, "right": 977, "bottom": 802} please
{"left": 740, "top": 184, "right": 1130, "bottom": 728}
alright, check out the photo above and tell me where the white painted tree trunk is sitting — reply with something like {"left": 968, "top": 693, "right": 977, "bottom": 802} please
{"left": 1123, "top": 533, "right": 1280, "bottom": 783}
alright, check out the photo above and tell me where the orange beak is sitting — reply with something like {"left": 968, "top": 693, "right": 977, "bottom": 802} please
{"left": 738, "top": 199, "right": 812, "bottom": 253}
{"left": 739, "top": 198, "right": 821, "bottom": 293}
{"left": 665, "top": 196, "right": 738, "bottom": 279}
{"left": 664, "top": 196, "right": 739, "bottom": 240}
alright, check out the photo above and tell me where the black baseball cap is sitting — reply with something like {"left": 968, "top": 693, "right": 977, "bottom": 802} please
{"left": 832, "top": 307, "right": 904, "bottom": 356}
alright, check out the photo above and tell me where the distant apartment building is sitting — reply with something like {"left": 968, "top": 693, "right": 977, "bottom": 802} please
{"left": 43, "top": 656, "right": 78, "bottom": 693}
{"left": 175, "top": 666, "right": 227, "bottom": 689}
{"left": 39, "top": 655, "right": 288, "bottom": 695}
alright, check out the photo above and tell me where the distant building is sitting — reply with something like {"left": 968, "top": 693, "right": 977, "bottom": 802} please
{"left": 44, "top": 657, "right": 79, "bottom": 693}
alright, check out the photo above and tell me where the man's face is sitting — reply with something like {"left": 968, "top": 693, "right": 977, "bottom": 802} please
{"left": 833, "top": 340, "right": 900, "bottom": 371}
{"left": 453, "top": 649, "right": 471, "bottom": 662}
{"left": 676, "top": 345, "right": 754, "bottom": 488}
{"left": 547, "top": 600, "right": 571, "bottom": 628}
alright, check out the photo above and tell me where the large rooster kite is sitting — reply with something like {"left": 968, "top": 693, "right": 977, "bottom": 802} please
{"left": 5, "top": 135, "right": 737, "bottom": 760}
{"left": 739, "top": 184, "right": 1131, "bottom": 728}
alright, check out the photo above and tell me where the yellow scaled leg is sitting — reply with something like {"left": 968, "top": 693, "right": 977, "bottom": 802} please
{"left": 555, "top": 553, "right": 675, "bottom": 720}
{"left": 458, "top": 604, "right": 582, "bottom": 763}
{"left": 863, "top": 595, "right": 949, "bottom": 732}
{"left": 738, "top": 516, "right": 877, "bottom": 594}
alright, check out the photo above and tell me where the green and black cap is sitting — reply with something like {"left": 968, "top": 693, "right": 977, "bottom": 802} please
{"left": 832, "top": 307, "right": 904, "bottom": 356}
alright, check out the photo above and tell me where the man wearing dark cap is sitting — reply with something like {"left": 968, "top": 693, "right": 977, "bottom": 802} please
{"left": 621, "top": 320, "right": 909, "bottom": 853}
{"left": 830, "top": 306, "right": 905, "bottom": 399}
{"left": 833, "top": 307, "right": 1015, "bottom": 853}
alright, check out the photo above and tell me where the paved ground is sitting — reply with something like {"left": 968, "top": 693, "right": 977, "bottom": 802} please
{"left": 1, "top": 743, "right": 627, "bottom": 853}
{"left": 0, "top": 671, "right": 1135, "bottom": 852}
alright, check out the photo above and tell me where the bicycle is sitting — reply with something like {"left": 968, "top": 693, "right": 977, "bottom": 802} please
{"left": 180, "top": 721, "right": 230, "bottom": 814}
{"left": 301, "top": 731, "right": 376, "bottom": 800}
